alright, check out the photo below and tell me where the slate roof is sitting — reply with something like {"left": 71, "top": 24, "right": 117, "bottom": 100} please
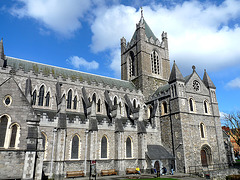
{"left": 169, "top": 62, "right": 184, "bottom": 83}
{"left": 146, "top": 145, "right": 174, "bottom": 160}
{"left": 131, "top": 18, "right": 157, "bottom": 42}
{"left": 203, "top": 70, "right": 216, "bottom": 89}
{"left": 153, "top": 84, "right": 170, "bottom": 96}
{"left": 6, "top": 56, "right": 137, "bottom": 91}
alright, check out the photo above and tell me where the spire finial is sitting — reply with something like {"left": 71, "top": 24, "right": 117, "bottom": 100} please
{"left": 141, "top": 7, "right": 143, "bottom": 18}
{"left": 192, "top": 65, "right": 196, "bottom": 71}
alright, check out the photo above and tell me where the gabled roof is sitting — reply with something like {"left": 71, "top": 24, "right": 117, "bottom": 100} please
{"left": 203, "top": 69, "right": 216, "bottom": 89}
{"left": 146, "top": 145, "right": 174, "bottom": 160}
{"left": 6, "top": 56, "right": 137, "bottom": 91}
{"left": 169, "top": 61, "right": 184, "bottom": 83}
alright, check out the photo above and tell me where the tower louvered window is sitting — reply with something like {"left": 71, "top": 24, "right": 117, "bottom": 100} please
{"left": 151, "top": 51, "right": 160, "bottom": 74}
{"left": 129, "top": 51, "right": 135, "bottom": 77}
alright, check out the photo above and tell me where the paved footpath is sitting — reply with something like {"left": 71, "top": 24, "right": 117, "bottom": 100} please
{"left": 65, "top": 173, "right": 204, "bottom": 180}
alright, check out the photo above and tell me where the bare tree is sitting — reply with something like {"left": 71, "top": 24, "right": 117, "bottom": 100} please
{"left": 224, "top": 111, "right": 240, "bottom": 147}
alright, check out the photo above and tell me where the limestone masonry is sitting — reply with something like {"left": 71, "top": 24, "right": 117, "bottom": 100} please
{"left": 0, "top": 13, "right": 227, "bottom": 179}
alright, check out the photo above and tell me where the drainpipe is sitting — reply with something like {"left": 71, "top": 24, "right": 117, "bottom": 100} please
{"left": 50, "top": 127, "right": 57, "bottom": 178}
{"left": 84, "top": 129, "right": 89, "bottom": 176}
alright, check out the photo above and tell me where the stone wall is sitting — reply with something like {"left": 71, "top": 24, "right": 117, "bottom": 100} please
{"left": 0, "top": 150, "right": 25, "bottom": 179}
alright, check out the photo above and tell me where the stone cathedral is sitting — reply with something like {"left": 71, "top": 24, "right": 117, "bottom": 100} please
{"left": 0, "top": 13, "right": 227, "bottom": 179}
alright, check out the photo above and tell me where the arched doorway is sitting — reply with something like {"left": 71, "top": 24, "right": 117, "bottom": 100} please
{"left": 200, "top": 145, "right": 212, "bottom": 167}
{"left": 154, "top": 161, "right": 160, "bottom": 171}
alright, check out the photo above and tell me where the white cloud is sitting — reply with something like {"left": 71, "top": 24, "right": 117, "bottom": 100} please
{"left": 67, "top": 56, "right": 99, "bottom": 70}
{"left": 90, "top": 5, "right": 139, "bottom": 52}
{"left": 90, "top": 0, "right": 240, "bottom": 76}
{"left": 226, "top": 77, "right": 240, "bottom": 88}
{"left": 110, "top": 48, "right": 121, "bottom": 77}
{"left": 10, "top": 0, "right": 91, "bottom": 36}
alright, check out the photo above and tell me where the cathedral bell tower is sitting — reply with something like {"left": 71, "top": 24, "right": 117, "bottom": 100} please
{"left": 121, "top": 9, "right": 170, "bottom": 99}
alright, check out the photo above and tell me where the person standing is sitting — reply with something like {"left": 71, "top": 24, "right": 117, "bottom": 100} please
{"left": 170, "top": 164, "right": 174, "bottom": 175}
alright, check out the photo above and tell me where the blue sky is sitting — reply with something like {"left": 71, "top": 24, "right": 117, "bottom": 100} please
{"left": 0, "top": 0, "right": 240, "bottom": 117}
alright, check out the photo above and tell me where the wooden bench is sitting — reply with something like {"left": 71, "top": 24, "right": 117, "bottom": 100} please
{"left": 101, "top": 169, "right": 117, "bottom": 176}
{"left": 126, "top": 168, "right": 138, "bottom": 174}
{"left": 66, "top": 171, "right": 84, "bottom": 178}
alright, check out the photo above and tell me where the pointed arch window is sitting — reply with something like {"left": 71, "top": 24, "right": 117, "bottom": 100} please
{"left": 71, "top": 135, "right": 80, "bottom": 159}
{"left": 114, "top": 96, "right": 117, "bottom": 106}
{"left": 189, "top": 98, "right": 194, "bottom": 112}
{"left": 119, "top": 102, "right": 122, "bottom": 115}
{"left": 67, "top": 90, "right": 72, "bottom": 109}
{"left": 151, "top": 51, "right": 160, "bottom": 74}
{"left": 32, "top": 90, "right": 36, "bottom": 105}
{"left": 200, "top": 123, "right": 205, "bottom": 138}
{"left": 101, "top": 135, "right": 108, "bottom": 158}
{"left": 0, "top": 115, "right": 8, "bottom": 147}
{"left": 41, "top": 132, "right": 47, "bottom": 159}
{"left": 133, "top": 99, "right": 137, "bottom": 109}
{"left": 204, "top": 100, "right": 208, "bottom": 114}
{"left": 126, "top": 137, "right": 132, "bottom": 158}
{"left": 9, "top": 124, "right": 18, "bottom": 148}
{"left": 41, "top": 132, "right": 47, "bottom": 150}
{"left": 162, "top": 101, "right": 168, "bottom": 115}
{"left": 73, "top": 96, "right": 77, "bottom": 110}
{"left": 45, "top": 92, "right": 50, "bottom": 107}
{"left": 97, "top": 99, "right": 101, "bottom": 112}
{"left": 38, "top": 85, "right": 45, "bottom": 106}
{"left": 129, "top": 51, "right": 135, "bottom": 77}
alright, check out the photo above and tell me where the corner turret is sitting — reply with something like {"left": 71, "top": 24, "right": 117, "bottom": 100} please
{"left": 203, "top": 69, "right": 216, "bottom": 89}
{"left": 169, "top": 61, "right": 184, "bottom": 83}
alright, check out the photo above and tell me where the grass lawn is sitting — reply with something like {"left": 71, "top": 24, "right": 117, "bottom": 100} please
{"left": 123, "top": 178, "right": 179, "bottom": 180}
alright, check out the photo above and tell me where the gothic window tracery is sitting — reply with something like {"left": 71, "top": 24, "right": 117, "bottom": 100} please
{"left": 151, "top": 51, "right": 160, "bottom": 74}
